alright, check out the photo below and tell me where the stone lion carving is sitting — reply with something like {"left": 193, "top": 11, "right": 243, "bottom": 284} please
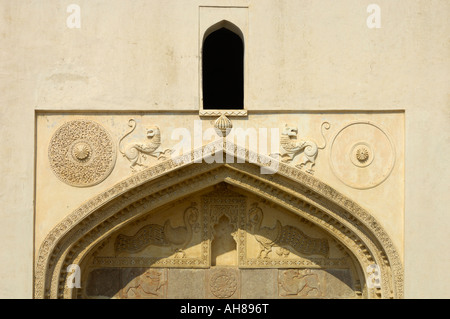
{"left": 273, "top": 122, "right": 330, "bottom": 174}
{"left": 119, "top": 119, "right": 173, "bottom": 171}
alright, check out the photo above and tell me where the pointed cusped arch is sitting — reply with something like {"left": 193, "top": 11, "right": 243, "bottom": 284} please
{"left": 34, "top": 141, "right": 403, "bottom": 299}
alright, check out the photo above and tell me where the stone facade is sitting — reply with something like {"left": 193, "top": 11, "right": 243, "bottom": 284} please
{"left": 80, "top": 187, "right": 362, "bottom": 299}
{"left": 0, "top": 0, "right": 449, "bottom": 299}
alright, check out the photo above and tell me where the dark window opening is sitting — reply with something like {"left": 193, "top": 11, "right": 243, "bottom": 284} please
{"left": 202, "top": 27, "right": 244, "bottom": 109}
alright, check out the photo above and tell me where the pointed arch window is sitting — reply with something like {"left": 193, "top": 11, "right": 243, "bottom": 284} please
{"left": 202, "top": 24, "right": 244, "bottom": 110}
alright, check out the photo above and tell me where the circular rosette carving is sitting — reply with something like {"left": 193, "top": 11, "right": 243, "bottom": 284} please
{"left": 209, "top": 269, "right": 238, "bottom": 298}
{"left": 48, "top": 119, "right": 116, "bottom": 187}
{"left": 330, "top": 121, "right": 395, "bottom": 189}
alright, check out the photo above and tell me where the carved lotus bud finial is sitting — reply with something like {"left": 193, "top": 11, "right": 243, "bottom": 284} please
{"left": 214, "top": 114, "right": 233, "bottom": 137}
{"left": 356, "top": 147, "right": 369, "bottom": 163}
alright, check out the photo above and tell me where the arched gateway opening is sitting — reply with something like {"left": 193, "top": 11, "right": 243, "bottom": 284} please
{"left": 34, "top": 142, "right": 403, "bottom": 299}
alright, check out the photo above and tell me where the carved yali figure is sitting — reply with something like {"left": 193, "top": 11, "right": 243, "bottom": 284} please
{"left": 279, "top": 269, "right": 322, "bottom": 297}
{"left": 114, "top": 203, "right": 199, "bottom": 258}
{"left": 249, "top": 203, "right": 329, "bottom": 259}
{"left": 48, "top": 119, "right": 116, "bottom": 187}
{"left": 122, "top": 269, "right": 166, "bottom": 299}
{"left": 273, "top": 122, "right": 330, "bottom": 174}
{"left": 119, "top": 119, "right": 173, "bottom": 171}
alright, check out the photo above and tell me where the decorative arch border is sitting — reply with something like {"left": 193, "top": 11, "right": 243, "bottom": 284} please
{"left": 34, "top": 140, "right": 403, "bottom": 299}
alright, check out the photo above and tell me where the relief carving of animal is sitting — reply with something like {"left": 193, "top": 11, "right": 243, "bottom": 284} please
{"left": 277, "top": 122, "right": 330, "bottom": 174}
{"left": 123, "top": 269, "right": 166, "bottom": 298}
{"left": 249, "top": 203, "right": 329, "bottom": 259}
{"left": 119, "top": 119, "right": 173, "bottom": 170}
{"left": 279, "top": 269, "right": 321, "bottom": 297}
{"left": 114, "top": 203, "right": 199, "bottom": 258}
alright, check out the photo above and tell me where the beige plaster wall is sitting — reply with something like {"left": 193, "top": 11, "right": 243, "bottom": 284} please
{"left": 0, "top": 0, "right": 449, "bottom": 298}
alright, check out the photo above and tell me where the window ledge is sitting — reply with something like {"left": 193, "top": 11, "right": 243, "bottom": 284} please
{"left": 199, "top": 109, "right": 247, "bottom": 117}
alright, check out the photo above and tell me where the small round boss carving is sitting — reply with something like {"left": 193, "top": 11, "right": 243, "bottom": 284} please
{"left": 356, "top": 147, "right": 369, "bottom": 162}
{"left": 350, "top": 142, "right": 374, "bottom": 168}
{"left": 71, "top": 141, "right": 92, "bottom": 162}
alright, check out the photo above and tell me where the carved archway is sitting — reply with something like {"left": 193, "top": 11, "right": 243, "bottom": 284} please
{"left": 34, "top": 141, "right": 403, "bottom": 299}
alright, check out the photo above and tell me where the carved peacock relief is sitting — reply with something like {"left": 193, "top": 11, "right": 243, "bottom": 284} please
{"left": 119, "top": 119, "right": 173, "bottom": 171}
{"left": 114, "top": 203, "right": 199, "bottom": 258}
{"left": 248, "top": 203, "right": 329, "bottom": 259}
{"left": 273, "top": 122, "right": 330, "bottom": 174}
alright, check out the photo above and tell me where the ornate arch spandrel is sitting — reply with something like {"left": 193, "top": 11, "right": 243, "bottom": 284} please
{"left": 34, "top": 141, "right": 403, "bottom": 299}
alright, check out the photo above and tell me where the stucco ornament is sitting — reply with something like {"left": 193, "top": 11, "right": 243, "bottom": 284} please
{"left": 119, "top": 119, "right": 173, "bottom": 171}
{"left": 213, "top": 114, "right": 233, "bottom": 137}
{"left": 330, "top": 121, "right": 395, "bottom": 189}
{"left": 48, "top": 119, "right": 116, "bottom": 187}
{"left": 273, "top": 122, "right": 330, "bottom": 174}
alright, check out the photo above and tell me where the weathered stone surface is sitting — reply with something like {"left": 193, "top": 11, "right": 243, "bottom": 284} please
{"left": 325, "top": 269, "right": 356, "bottom": 299}
{"left": 85, "top": 268, "right": 121, "bottom": 298}
{"left": 241, "top": 269, "right": 278, "bottom": 299}
{"left": 79, "top": 190, "right": 366, "bottom": 299}
{"left": 167, "top": 269, "right": 205, "bottom": 299}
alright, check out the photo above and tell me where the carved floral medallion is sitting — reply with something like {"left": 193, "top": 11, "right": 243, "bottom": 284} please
{"left": 48, "top": 119, "right": 116, "bottom": 187}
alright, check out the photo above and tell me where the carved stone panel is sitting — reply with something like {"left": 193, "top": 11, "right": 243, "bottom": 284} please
{"left": 92, "top": 201, "right": 209, "bottom": 268}
{"left": 81, "top": 185, "right": 362, "bottom": 299}
{"left": 278, "top": 269, "right": 325, "bottom": 298}
{"left": 241, "top": 202, "right": 351, "bottom": 269}
{"left": 278, "top": 268, "right": 357, "bottom": 299}
{"left": 83, "top": 266, "right": 358, "bottom": 299}
{"left": 120, "top": 268, "right": 167, "bottom": 299}
{"left": 201, "top": 184, "right": 246, "bottom": 267}
{"left": 84, "top": 267, "right": 167, "bottom": 299}
{"left": 206, "top": 267, "right": 240, "bottom": 299}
